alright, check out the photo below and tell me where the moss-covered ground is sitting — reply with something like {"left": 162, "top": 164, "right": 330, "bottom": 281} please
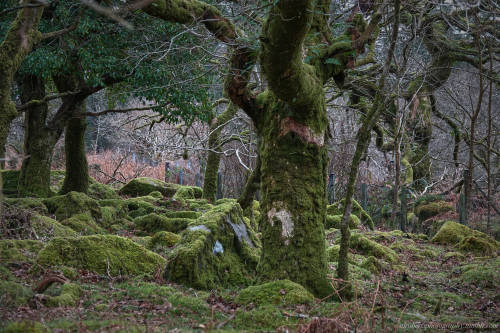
{"left": 1, "top": 177, "right": 498, "bottom": 332}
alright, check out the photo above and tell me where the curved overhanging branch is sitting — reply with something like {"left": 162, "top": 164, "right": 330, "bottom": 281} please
{"left": 141, "top": 0, "right": 259, "bottom": 124}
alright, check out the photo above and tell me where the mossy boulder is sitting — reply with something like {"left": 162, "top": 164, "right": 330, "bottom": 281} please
{"left": 4, "top": 197, "right": 48, "bottom": 214}
{"left": 236, "top": 280, "right": 314, "bottom": 306}
{"left": 119, "top": 177, "right": 179, "bottom": 197}
{"left": 0, "top": 280, "right": 34, "bottom": 306}
{"left": 43, "top": 191, "right": 102, "bottom": 221}
{"left": 165, "top": 210, "right": 201, "bottom": 219}
{"left": 149, "top": 231, "right": 181, "bottom": 248}
{"left": 0, "top": 239, "right": 45, "bottom": 263}
{"left": 186, "top": 198, "right": 213, "bottom": 211}
{"left": 124, "top": 198, "right": 157, "bottom": 218}
{"left": 134, "top": 213, "right": 192, "bottom": 234}
{"left": 325, "top": 214, "right": 360, "bottom": 229}
{"left": 60, "top": 213, "right": 106, "bottom": 235}
{"left": 164, "top": 201, "right": 260, "bottom": 289}
{"left": 328, "top": 199, "right": 374, "bottom": 230}
{"left": 88, "top": 182, "right": 120, "bottom": 200}
{"left": 172, "top": 186, "right": 203, "bottom": 204}
{"left": 432, "top": 221, "right": 500, "bottom": 255}
{"left": 31, "top": 215, "right": 77, "bottom": 239}
{"left": 100, "top": 206, "right": 121, "bottom": 228}
{"left": 36, "top": 235, "right": 166, "bottom": 276}
{"left": 148, "top": 190, "right": 163, "bottom": 199}
{"left": 1, "top": 321, "right": 49, "bottom": 333}
{"left": 44, "top": 283, "right": 82, "bottom": 307}
{"left": 415, "top": 200, "right": 452, "bottom": 221}
{"left": 348, "top": 233, "right": 399, "bottom": 263}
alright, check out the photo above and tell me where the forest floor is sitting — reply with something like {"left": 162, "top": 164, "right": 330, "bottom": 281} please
{"left": 0, "top": 174, "right": 498, "bottom": 332}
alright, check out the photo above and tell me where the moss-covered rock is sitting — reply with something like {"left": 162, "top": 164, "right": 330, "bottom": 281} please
{"left": 348, "top": 233, "right": 399, "bottom": 263}
{"left": 233, "top": 305, "right": 291, "bottom": 330}
{"left": 164, "top": 201, "right": 260, "bottom": 289}
{"left": 165, "top": 210, "right": 201, "bottom": 219}
{"left": 36, "top": 235, "right": 166, "bottom": 276}
{"left": 415, "top": 200, "right": 452, "bottom": 221}
{"left": 119, "top": 177, "right": 179, "bottom": 197}
{"left": 31, "top": 215, "right": 77, "bottom": 239}
{"left": 1, "top": 321, "right": 49, "bottom": 333}
{"left": 4, "top": 197, "right": 48, "bottom": 214}
{"left": 148, "top": 190, "right": 163, "bottom": 199}
{"left": 236, "top": 280, "right": 314, "bottom": 306}
{"left": 100, "top": 206, "right": 120, "bottom": 228}
{"left": 432, "top": 221, "right": 499, "bottom": 256}
{"left": 44, "top": 283, "right": 81, "bottom": 307}
{"left": 43, "top": 191, "right": 102, "bottom": 221}
{"left": 172, "top": 186, "right": 203, "bottom": 204}
{"left": 325, "top": 214, "right": 360, "bottom": 229}
{"left": 327, "top": 199, "right": 374, "bottom": 230}
{"left": 134, "top": 213, "right": 192, "bottom": 234}
{"left": 124, "top": 198, "right": 157, "bottom": 218}
{"left": 360, "top": 256, "right": 382, "bottom": 274}
{"left": 186, "top": 198, "right": 213, "bottom": 211}
{"left": 149, "top": 231, "right": 181, "bottom": 248}
{"left": 0, "top": 280, "right": 34, "bottom": 306}
{"left": 88, "top": 182, "right": 120, "bottom": 200}
{"left": 60, "top": 213, "right": 106, "bottom": 235}
{"left": 0, "top": 239, "right": 44, "bottom": 263}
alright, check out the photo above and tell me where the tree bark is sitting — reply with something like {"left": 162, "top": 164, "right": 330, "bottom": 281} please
{"left": 202, "top": 103, "right": 237, "bottom": 202}
{"left": 17, "top": 74, "right": 61, "bottom": 197}
{"left": 61, "top": 107, "right": 89, "bottom": 194}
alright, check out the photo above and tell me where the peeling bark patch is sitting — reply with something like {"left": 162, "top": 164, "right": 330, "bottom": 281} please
{"left": 280, "top": 117, "right": 324, "bottom": 146}
{"left": 267, "top": 206, "right": 294, "bottom": 245}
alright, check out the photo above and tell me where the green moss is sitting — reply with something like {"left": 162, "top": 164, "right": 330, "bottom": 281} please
{"left": 43, "top": 191, "right": 102, "bottom": 221}
{"left": 389, "top": 240, "right": 419, "bottom": 253}
{"left": 458, "top": 236, "right": 499, "bottom": 256}
{"left": 415, "top": 200, "right": 452, "bottom": 221}
{"left": 134, "top": 213, "right": 192, "bottom": 234}
{"left": 119, "top": 177, "right": 179, "bottom": 197}
{"left": 165, "top": 210, "right": 201, "bottom": 219}
{"left": 0, "top": 239, "right": 44, "bottom": 263}
{"left": 149, "top": 231, "right": 181, "bottom": 248}
{"left": 432, "top": 221, "right": 500, "bottom": 255}
{"left": 36, "top": 235, "right": 166, "bottom": 276}
{"left": 460, "top": 257, "right": 500, "bottom": 288}
{"left": 60, "top": 213, "right": 106, "bottom": 235}
{"left": 443, "top": 251, "right": 465, "bottom": 261}
{"left": 165, "top": 202, "right": 260, "bottom": 289}
{"left": 4, "top": 197, "right": 47, "bottom": 214}
{"left": 148, "top": 190, "right": 163, "bottom": 199}
{"left": 236, "top": 279, "right": 314, "bottom": 306}
{"left": 98, "top": 199, "right": 129, "bottom": 216}
{"left": 172, "top": 186, "right": 203, "bottom": 205}
{"left": 360, "top": 255, "right": 382, "bottom": 274}
{"left": 232, "top": 305, "right": 292, "bottom": 330}
{"left": 326, "top": 245, "right": 340, "bottom": 261}
{"left": 100, "top": 206, "right": 119, "bottom": 228}
{"left": 88, "top": 182, "right": 120, "bottom": 200}
{"left": 2, "top": 321, "right": 49, "bottom": 333}
{"left": 124, "top": 198, "right": 157, "bottom": 218}
{"left": 325, "top": 214, "right": 360, "bottom": 229}
{"left": 31, "top": 215, "right": 77, "bottom": 239}
{"left": 45, "top": 283, "right": 81, "bottom": 307}
{"left": 0, "top": 280, "right": 34, "bottom": 307}
{"left": 186, "top": 198, "right": 213, "bottom": 211}
{"left": 348, "top": 233, "right": 399, "bottom": 263}
{"left": 329, "top": 199, "right": 374, "bottom": 230}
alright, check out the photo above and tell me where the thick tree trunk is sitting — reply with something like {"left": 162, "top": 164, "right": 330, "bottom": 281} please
{"left": 17, "top": 74, "right": 61, "bottom": 197}
{"left": 257, "top": 95, "right": 332, "bottom": 298}
{"left": 202, "top": 103, "right": 236, "bottom": 202}
{"left": 61, "top": 107, "right": 89, "bottom": 194}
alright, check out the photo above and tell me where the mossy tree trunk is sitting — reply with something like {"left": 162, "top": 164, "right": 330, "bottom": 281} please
{"left": 237, "top": 155, "right": 260, "bottom": 211}
{"left": 17, "top": 74, "right": 62, "bottom": 197}
{"left": 61, "top": 109, "right": 89, "bottom": 194}
{"left": 0, "top": 1, "right": 43, "bottom": 156}
{"left": 337, "top": 0, "right": 400, "bottom": 300}
{"left": 202, "top": 103, "right": 237, "bottom": 202}
{"left": 143, "top": 0, "right": 381, "bottom": 297}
